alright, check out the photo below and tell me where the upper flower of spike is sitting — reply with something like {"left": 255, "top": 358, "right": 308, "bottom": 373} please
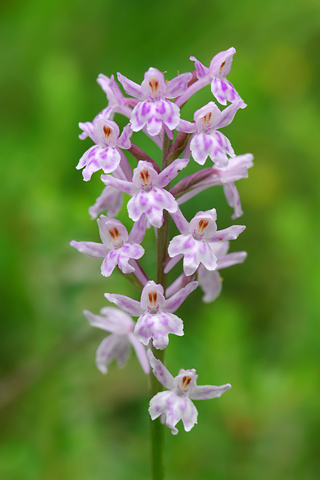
{"left": 166, "top": 208, "right": 245, "bottom": 276}
{"left": 148, "top": 350, "right": 231, "bottom": 434}
{"left": 70, "top": 214, "right": 146, "bottom": 277}
{"left": 102, "top": 158, "right": 189, "bottom": 228}
{"left": 105, "top": 280, "right": 197, "bottom": 349}
{"left": 77, "top": 114, "right": 132, "bottom": 181}
{"left": 84, "top": 307, "right": 150, "bottom": 375}
{"left": 178, "top": 100, "right": 245, "bottom": 167}
{"left": 190, "top": 48, "right": 242, "bottom": 105}
{"left": 117, "top": 68, "right": 192, "bottom": 137}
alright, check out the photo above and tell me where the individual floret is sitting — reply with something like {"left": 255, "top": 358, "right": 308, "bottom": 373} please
{"left": 105, "top": 280, "right": 197, "bottom": 349}
{"left": 84, "top": 307, "right": 150, "bottom": 374}
{"left": 148, "top": 350, "right": 231, "bottom": 434}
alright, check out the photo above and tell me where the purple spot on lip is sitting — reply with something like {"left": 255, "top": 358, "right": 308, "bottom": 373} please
{"left": 156, "top": 102, "right": 166, "bottom": 115}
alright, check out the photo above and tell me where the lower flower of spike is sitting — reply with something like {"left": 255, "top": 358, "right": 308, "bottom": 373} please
{"left": 105, "top": 280, "right": 198, "bottom": 349}
{"left": 148, "top": 350, "right": 231, "bottom": 434}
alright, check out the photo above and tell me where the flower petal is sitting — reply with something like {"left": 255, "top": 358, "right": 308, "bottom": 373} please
{"left": 165, "top": 72, "right": 193, "bottom": 99}
{"left": 96, "top": 334, "right": 131, "bottom": 374}
{"left": 105, "top": 292, "right": 142, "bottom": 316}
{"left": 197, "top": 267, "right": 222, "bottom": 303}
{"left": 158, "top": 157, "right": 189, "bottom": 188}
{"left": 128, "top": 332, "right": 150, "bottom": 374}
{"left": 117, "top": 72, "right": 143, "bottom": 100}
{"left": 84, "top": 307, "right": 133, "bottom": 334}
{"left": 135, "top": 312, "right": 183, "bottom": 349}
{"left": 164, "top": 281, "right": 198, "bottom": 313}
{"left": 190, "top": 383, "right": 231, "bottom": 400}
{"left": 217, "top": 251, "right": 247, "bottom": 270}
{"left": 89, "top": 186, "right": 123, "bottom": 220}
{"left": 189, "top": 56, "right": 209, "bottom": 79}
{"left": 70, "top": 240, "right": 108, "bottom": 258}
{"left": 147, "top": 349, "right": 174, "bottom": 389}
{"left": 210, "top": 225, "right": 246, "bottom": 242}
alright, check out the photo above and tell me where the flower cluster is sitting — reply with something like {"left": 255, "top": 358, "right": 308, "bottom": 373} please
{"left": 71, "top": 48, "right": 252, "bottom": 434}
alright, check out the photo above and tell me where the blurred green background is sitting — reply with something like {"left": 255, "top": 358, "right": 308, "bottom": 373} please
{"left": 1, "top": 0, "right": 320, "bottom": 479}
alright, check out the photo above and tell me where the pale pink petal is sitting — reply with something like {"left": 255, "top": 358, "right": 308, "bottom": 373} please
{"left": 209, "top": 47, "right": 236, "bottom": 77}
{"left": 158, "top": 157, "right": 189, "bottom": 188}
{"left": 197, "top": 267, "right": 222, "bottom": 303}
{"left": 223, "top": 183, "right": 243, "bottom": 219}
{"left": 164, "top": 281, "right": 198, "bottom": 313}
{"left": 117, "top": 124, "right": 132, "bottom": 149}
{"left": 170, "top": 209, "right": 190, "bottom": 234}
{"left": 130, "top": 101, "right": 152, "bottom": 132}
{"left": 70, "top": 240, "right": 108, "bottom": 258}
{"left": 128, "top": 215, "right": 148, "bottom": 244}
{"left": 217, "top": 251, "right": 247, "bottom": 270}
{"left": 128, "top": 333, "right": 150, "bottom": 374}
{"left": 84, "top": 307, "right": 133, "bottom": 334}
{"left": 147, "top": 349, "right": 174, "bottom": 389}
{"left": 101, "top": 175, "right": 136, "bottom": 195}
{"left": 217, "top": 100, "right": 246, "bottom": 129}
{"left": 96, "top": 334, "right": 131, "bottom": 374}
{"left": 163, "top": 254, "right": 183, "bottom": 274}
{"left": 128, "top": 188, "right": 177, "bottom": 228}
{"left": 210, "top": 225, "right": 246, "bottom": 242}
{"left": 191, "top": 383, "right": 231, "bottom": 400}
{"left": 89, "top": 186, "right": 123, "bottom": 220}
{"left": 189, "top": 56, "right": 209, "bottom": 79}
{"left": 79, "top": 121, "right": 94, "bottom": 141}
{"left": 105, "top": 292, "right": 142, "bottom": 316}
{"left": 135, "top": 312, "right": 183, "bottom": 350}
{"left": 165, "top": 72, "right": 193, "bottom": 99}
{"left": 117, "top": 72, "right": 143, "bottom": 100}
{"left": 190, "top": 133, "right": 215, "bottom": 165}
{"left": 211, "top": 78, "right": 239, "bottom": 106}
{"left": 176, "top": 119, "right": 196, "bottom": 133}
{"left": 101, "top": 250, "right": 120, "bottom": 276}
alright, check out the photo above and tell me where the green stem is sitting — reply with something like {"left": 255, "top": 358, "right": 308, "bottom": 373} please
{"left": 149, "top": 132, "right": 172, "bottom": 480}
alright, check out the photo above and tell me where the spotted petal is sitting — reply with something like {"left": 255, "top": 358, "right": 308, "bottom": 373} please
{"left": 134, "top": 311, "right": 183, "bottom": 350}
{"left": 149, "top": 391, "right": 198, "bottom": 435}
{"left": 147, "top": 349, "right": 174, "bottom": 389}
{"left": 96, "top": 334, "right": 131, "bottom": 374}
{"left": 127, "top": 187, "right": 178, "bottom": 228}
{"left": 105, "top": 292, "right": 142, "bottom": 317}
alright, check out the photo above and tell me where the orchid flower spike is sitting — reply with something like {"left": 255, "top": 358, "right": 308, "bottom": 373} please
{"left": 84, "top": 307, "right": 150, "bottom": 374}
{"left": 117, "top": 67, "right": 192, "bottom": 138}
{"left": 105, "top": 280, "right": 197, "bottom": 349}
{"left": 70, "top": 214, "right": 146, "bottom": 277}
{"left": 148, "top": 349, "right": 231, "bottom": 434}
